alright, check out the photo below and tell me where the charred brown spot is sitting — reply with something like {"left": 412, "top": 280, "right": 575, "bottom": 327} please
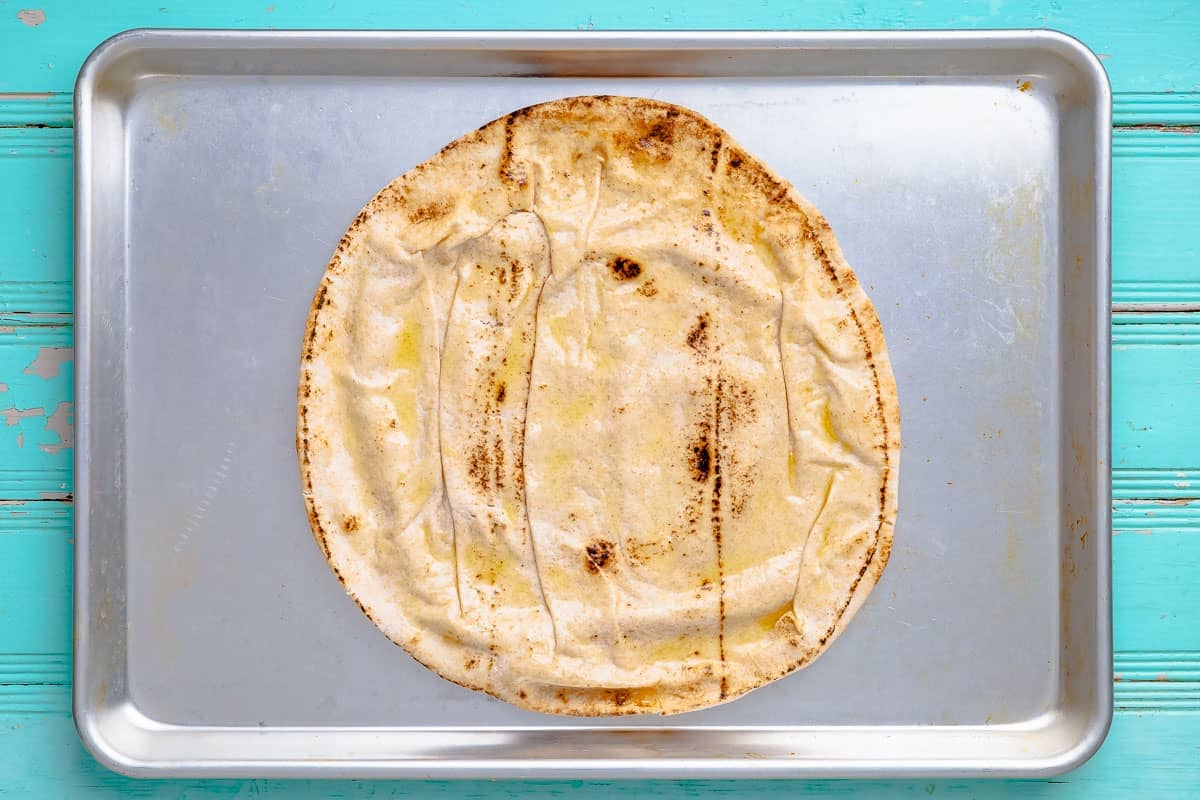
{"left": 637, "top": 279, "right": 659, "bottom": 297}
{"left": 468, "top": 439, "right": 493, "bottom": 494}
{"left": 609, "top": 256, "right": 642, "bottom": 280}
{"left": 499, "top": 112, "right": 528, "bottom": 185}
{"left": 509, "top": 258, "right": 525, "bottom": 300}
{"left": 585, "top": 540, "right": 615, "bottom": 574}
{"left": 493, "top": 433, "right": 505, "bottom": 490}
{"left": 408, "top": 201, "right": 448, "bottom": 224}
{"left": 686, "top": 313, "right": 710, "bottom": 353}
{"left": 518, "top": 690, "right": 527, "bottom": 699}
{"left": 342, "top": 515, "right": 359, "bottom": 533}
{"left": 729, "top": 154, "right": 743, "bottom": 168}
{"left": 612, "top": 689, "right": 631, "bottom": 706}
{"left": 710, "top": 136, "right": 722, "bottom": 172}
{"left": 495, "top": 382, "right": 507, "bottom": 403}
{"left": 689, "top": 440, "right": 711, "bottom": 482}
{"left": 645, "top": 121, "right": 674, "bottom": 144}
{"left": 713, "top": 378, "right": 727, "bottom": 697}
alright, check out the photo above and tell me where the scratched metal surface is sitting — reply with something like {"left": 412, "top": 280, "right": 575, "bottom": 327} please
{"left": 69, "top": 31, "right": 1110, "bottom": 778}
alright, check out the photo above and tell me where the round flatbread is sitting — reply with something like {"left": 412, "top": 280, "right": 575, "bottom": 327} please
{"left": 297, "top": 95, "right": 899, "bottom": 716}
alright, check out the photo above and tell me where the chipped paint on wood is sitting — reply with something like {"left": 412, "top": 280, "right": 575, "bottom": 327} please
{"left": 1, "top": 406, "right": 43, "bottom": 426}
{"left": 38, "top": 401, "right": 70, "bottom": 454}
{"left": 15, "top": 9, "right": 46, "bottom": 28}
{"left": 22, "top": 346, "right": 71, "bottom": 380}
{"left": 0, "top": 325, "right": 73, "bottom": 498}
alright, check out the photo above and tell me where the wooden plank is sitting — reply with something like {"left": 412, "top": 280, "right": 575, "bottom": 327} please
{"left": 1112, "top": 131, "right": 1200, "bottom": 309}
{"left": 1113, "top": 499, "right": 1200, "bottom": 530}
{"left": 0, "top": 128, "right": 73, "bottom": 315}
{"left": 1114, "top": 92, "right": 1200, "bottom": 126}
{"left": 2, "top": 500, "right": 1194, "bottom": 704}
{"left": 0, "top": 505, "right": 71, "bottom": 662}
{"left": 0, "top": 712, "right": 1195, "bottom": 797}
{"left": 1, "top": 128, "right": 1198, "bottom": 317}
{"left": 1113, "top": 529, "right": 1200, "bottom": 654}
{"left": 5, "top": 0, "right": 1200, "bottom": 95}
{"left": 1113, "top": 470, "right": 1200, "bottom": 501}
{"left": 2, "top": 130, "right": 1190, "bottom": 321}
{"left": 2, "top": 303, "right": 1195, "bottom": 495}
{"left": 1, "top": 124, "right": 1196, "bottom": 320}
{"left": 0, "top": 94, "right": 72, "bottom": 127}
{"left": 1113, "top": 319, "right": 1200, "bottom": 471}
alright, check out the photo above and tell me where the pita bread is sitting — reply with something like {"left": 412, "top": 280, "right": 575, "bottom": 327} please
{"left": 297, "top": 96, "right": 899, "bottom": 716}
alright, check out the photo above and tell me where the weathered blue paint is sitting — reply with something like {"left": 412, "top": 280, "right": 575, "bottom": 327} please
{"left": 2, "top": 1, "right": 1198, "bottom": 795}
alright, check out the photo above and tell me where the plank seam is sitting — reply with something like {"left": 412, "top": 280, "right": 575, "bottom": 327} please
{"left": 0, "top": 283, "right": 73, "bottom": 314}
{"left": 1112, "top": 128, "right": 1200, "bottom": 157}
{"left": 1112, "top": 324, "right": 1200, "bottom": 345}
{"left": 3, "top": 651, "right": 1197, "bottom": 713}
{"left": 0, "top": 502, "right": 72, "bottom": 531}
{"left": 1113, "top": 92, "right": 1200, "bottom": 126}
{"left": 0, "top": 127, "right": 72, "bottom": 157}
{"left": 0, "top": 654, "right": 70, "bottom": 685}
{"left": 1113, "top": 469, "right": 1200, "bottom": 500}
{"left": 1113, "top": 501, "right": 1200, "bottom": 530}
{"left": 0, "top": 93, "right": 72, "bottom": 128}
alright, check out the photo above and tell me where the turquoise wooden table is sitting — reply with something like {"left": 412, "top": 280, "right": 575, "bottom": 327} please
{"left": 2, "top": 1, "right": 1198, "bottom": 796}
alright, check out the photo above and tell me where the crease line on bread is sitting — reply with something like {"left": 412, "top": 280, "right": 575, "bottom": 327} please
{"left": 712, "top": 372, "right": 728, "bottom": 699}
{"left": 791, "top": 469, "right": 837, "bottom": 624}
{"left": 438, "top": 262, "right": 465, "bottom": 617}
{"left": 800, "top": 220, "right": 892, "bottom": 648}
{"left": 581, "top": 158, "right": 605, "bottom": 252}
{"left": 520, "top": 210, "right": 560, "bottom": 651}
{"left": 776, "top": 279, "right": 797, "bottom": 494}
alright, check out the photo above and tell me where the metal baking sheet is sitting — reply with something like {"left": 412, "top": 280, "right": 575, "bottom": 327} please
{"left": 73, "top": 29, "right": 1112, "bottom": 778}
